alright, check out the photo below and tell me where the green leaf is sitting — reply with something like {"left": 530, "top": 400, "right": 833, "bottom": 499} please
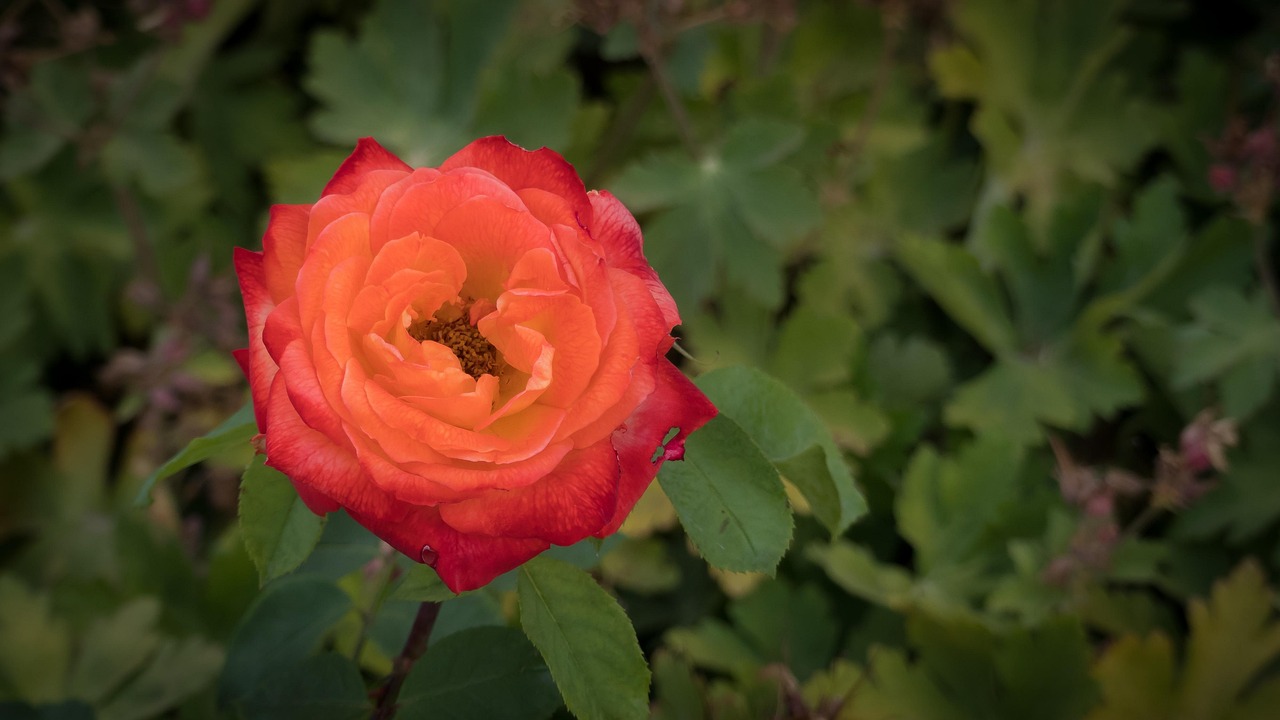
{"left": 0, "top": 576, "right": 70, "bottom": 703}
{"left": 305, "top": 0, "right": 517, "bottom": 165}
{"left": 696, "top": 365, "right": 866, "bottom": 537}
{"left": 219, "top": 576, "right": 352, "bottom": 710}
{"left": 664, "top": 620, "right": 763, "bottom": 680}
{"left": 946, "top": 330, "right": 1142, "bottom": 445}
{"left": 807, "top": 541, "right": 915, "bottom": 611}
{"left": 66, "top": 599, "right": 162, "bottom": 704}
{"left": 897, "top": 438, "right": 1026, "bottom": 572}
{"left": 134, "top": 402, "right": 256, "bottom": 506}
{"left": 398, "top": 626, "right": 560, "bottom": 720}
{"left": 768, "top": 304, "right": 862, "bottom": 391}
{"left": 1087, "top": 561, "right": 1280, "bottom": 720}
{"left": 239, "top": 455, "right": 327, "bottom": 584}
{"left": 897, "top": 234, "right": 1019, "bottom": 355}
{"left": 97, "top": 638, "right": 223, "bottom": 720}
{"left": 1087, "top": 634, "right": 1176, "bottom": 720}
{"left": 658, "top": 414, "right": 793, "bottom": 574}
{"left": 238, "top": 654, "right": 369, "bottom": 720}
{"left": 609, "top": 117, "right": 816, "bottom": 311}
{"left": 867, "top": 614, "right": 1097, "bottom": 720}
{"left": 728, "top": 580, "right": 837, "bottom": 681}
{"left": 941, "top": 0, "right": 1157, "bottom": 221}
{"left": 1098, "top": 175, "right": 1187, "bottom": 296}
{"left": 1173, "top": 287, "right": 1280, "bottom": 419}
{"left": 517, "top": 556, "right": 649, "bottom": 720}
{"left": 651, "top": 650, "right": 707, "bottom": 720}
{"left": 600, "top": 538, "right": 681, "bottom": 594}
{"left": 864, "top": 334, "right": 953, "bottom": 409}
{"left": 719, "top": 118, "right": 806, "bottom": 169}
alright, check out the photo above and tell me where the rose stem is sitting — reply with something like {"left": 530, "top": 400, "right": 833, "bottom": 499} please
{"left": 370, "top": 600, "right": 442, "bottom": 719}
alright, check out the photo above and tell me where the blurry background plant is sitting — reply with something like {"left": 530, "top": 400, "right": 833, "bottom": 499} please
{"left": 4, "top": 0, "right": 1280, "bottom": 718}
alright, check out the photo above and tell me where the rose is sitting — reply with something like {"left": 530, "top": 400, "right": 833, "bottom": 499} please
{"left": 234, "top": 137, "right": 716, "bottom": 592}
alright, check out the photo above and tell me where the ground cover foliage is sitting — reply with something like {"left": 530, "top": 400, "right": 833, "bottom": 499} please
{"left": 3, "top": 0, "right": 1280, "bottom": 718}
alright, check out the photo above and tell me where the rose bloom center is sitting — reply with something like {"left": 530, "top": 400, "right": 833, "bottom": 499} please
{"left": 406, "top": 303, "right": 501, "bottom": 380}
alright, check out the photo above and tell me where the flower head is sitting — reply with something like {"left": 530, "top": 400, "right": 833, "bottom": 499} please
{"left": 235, "top": 137, "right": 716, "bottom": 591}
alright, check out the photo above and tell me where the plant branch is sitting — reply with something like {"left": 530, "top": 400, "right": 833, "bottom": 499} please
{"left": 840, "top": 3, "right": 905, "bottom": 178}
{"left": 370, "top": 601, "right": 442, "bottom": 720}
{"left": 351, "top": 544, "right": 398, "bottom": 664}
{"left": 637, "top": 22, "right": 701, "bottom": 160}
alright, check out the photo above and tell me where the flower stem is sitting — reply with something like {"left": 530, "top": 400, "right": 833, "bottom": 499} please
{"left": 370, "top": 601, "right": 442, "bottom": 720}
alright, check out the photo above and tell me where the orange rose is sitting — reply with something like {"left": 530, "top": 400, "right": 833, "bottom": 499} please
{"left": 234, "top": 137, "right": 716, "bottom": 591}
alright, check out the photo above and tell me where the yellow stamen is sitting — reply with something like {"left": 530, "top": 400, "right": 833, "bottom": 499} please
{"left": 408, "top": 310, "right": 500, "bottom": 379}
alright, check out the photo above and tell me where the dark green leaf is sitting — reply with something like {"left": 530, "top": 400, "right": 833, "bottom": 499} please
{"left": 219, "top": 576, "right": 351, "bottom": 709}
{"left": 518, "top": 556, "right": 649, "bottom": 720}
{"left": 135, "top": 402, "right": 256, "bottom": 506}
{"left": 239, "top": 455, "right": 328, "bottom": 584}
{"left": 240, "top": 654, "right": 369, "bottom": 720}
{"left": 658, "top": 414, "right": 793, "bottom": 573}
{"left": 398, "top": 626, "right": 559, "bottom": 720}
{"left": 696, "top": 366, "right": 865, "bottom": 537}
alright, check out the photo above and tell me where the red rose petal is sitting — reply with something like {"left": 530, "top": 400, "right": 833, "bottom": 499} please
{"left": 322, "top": 137, "right": 412, "bottom": 197}
{"left": 438, "top": 438, "right": 620, "bottom": 546}
{"left": 234, "top": 248, "right": 277, "bottom": 433}
{"left": 348, "top": 503, "right": 547, "bottom": 593}
{"left": 597, "top": 358, "right": 718, "bottom": 536}
{"left": 261, "top": 204, "right": 311, "bottom": 305}
{"left": 588, "top": 190, "right": 681, "bottom": 329}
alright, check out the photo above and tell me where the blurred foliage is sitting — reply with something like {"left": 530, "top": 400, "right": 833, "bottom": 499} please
{"left": 4, "top": 0, "right": 1280, "bottom": 718}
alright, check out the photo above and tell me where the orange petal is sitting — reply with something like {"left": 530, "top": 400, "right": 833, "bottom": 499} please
{"left": 588, "top": 190, "right": 680, "bottom": 329}
{"left": 261, "top": 204, "right": 311, "bottom": 304}
{"left": 429, "top": 198, "right": 557, "bottom": 301}
{"left": 379, "top": 169, "right": 524, "bottom": 251}
{"left": 441, "top": 137, "right": 594, "bottom": 228}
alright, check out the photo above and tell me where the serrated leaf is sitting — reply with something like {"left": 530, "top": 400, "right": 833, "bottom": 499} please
{"left": 1087, "top": 561, "right": 1280, "bottom": 720}
{"left": 897, "top": 234, "right": 1018, "bottom": 355}
{"left": 239, "top": 654, "right": 369, "bottom": 720}
{"left": 66, "top": 599, "right": 162, "bottom": 704}
{"left": 1173, "top": 287, "right": 1280, "bottom": 418}
{"left": 219, "top": 576, "right": 352, "bottom": 710}
{"left": 0, "top": 577, "right": 70, "bottom": 703}
{"left": 135, "top": 402, "right": 256, "bottom": 506}
{"left": 867, "top": 614, "right": 1097, "bottom": 720}
{"left": 305, "top": 0, "right": 516, "bottom": 164}
{"left": 97, "top": 638, "right": 223, "bottom": 720}
{"left": 239, "top": 455, "right": 327, "bottom": 583}
{"left": 518, "top": 556, "right": 649, "bottom": 720}
{"left": 658, "top": 414, "right": 792, "bottom": 574}
{"left": 398, "top": 626, "right": 560, "bottom": 720}
{"left": 897, "top": 437, "right": 1026, "bottom": 572}
{"left": 696, "top": 365, "right": 865, "bottom": 537}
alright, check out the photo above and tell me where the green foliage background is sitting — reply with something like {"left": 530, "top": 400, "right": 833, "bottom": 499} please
{"left": 4, "top": 0, "right": 1280, "bottom": 718}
